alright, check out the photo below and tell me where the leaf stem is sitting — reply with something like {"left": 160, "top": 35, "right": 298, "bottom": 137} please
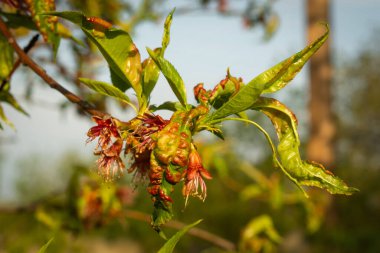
{"left": 0, "top": 16, "right": 106, "bottom": 118}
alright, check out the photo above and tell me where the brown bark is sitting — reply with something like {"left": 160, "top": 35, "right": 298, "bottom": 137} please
{"left": 306, "top": 0, "right": 336, "bottom": 167}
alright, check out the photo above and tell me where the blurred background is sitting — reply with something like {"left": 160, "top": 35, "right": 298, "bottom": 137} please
{"left": 1, "top": 0, "right": 380, "bottom": 252}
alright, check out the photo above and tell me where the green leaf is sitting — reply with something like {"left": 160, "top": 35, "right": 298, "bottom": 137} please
{"left": 0, "top": 92, "right": 29, "bottom": 116}
{"left": 30, "top": 0, "right": 60, "bottom": 56}
{"left": 147, "top": 47, "right": 187, "bottom": 107}
{"left": 261, "top": 25, "right": 329, "bottom": 94}
{"left": 141, "top": 48, "right": 161, "bottom": 101}
{"left": 47, "top": 11, "right": 143, "bottom": 100}
{"left": 149, "top": 101, "right": 185, "bottom": 112}
{"left": 0, "top": 11, "right": 38, "bottom": 30}
{"left": 252, "top": 97, "right": 358, "bottom": 195}
{"left": 158, "top": 219, "right": 202, "bottom": 253}
{"left": 208, "top": 25, "right": 329, "bottom": 121}
{"left": 38, "top": 238, "right": 54, "bottom": 253}
{"left": 0, "top": 105, "right": 14, "bottom": 129}
{"left": 0, "top": 32, "right": 14, "bottom": 83}
{"left": 161, "top": 9, "right": 175, "bottom": 57}
{"left": 79, "top": 78, "right": 131, "bottom": 104}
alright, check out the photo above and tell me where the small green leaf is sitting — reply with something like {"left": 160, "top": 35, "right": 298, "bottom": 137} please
{"left": 0, "top": 11, "right": 38, "bottom": 30}
{"left": 47, "top": 12, "right": 143, "bottom": 101}
{"left": 38, "top": 238, "right": 54, "bottom": 253}
{"left": 0, "top": 92, "right": 29, "bottom": 116}
{"left": 0, "top": 105, "right": 14, "bottom": 129}
{"left": 79, "top": 78, "right": 131, "bottom": 104}
{"left": 157, "top": 219, "right": 202, "bottom": 253}
{"left": 208, "top": 25, "right": 329, "bottom": 121}
{"left": 252, "top": 97, "right": 358, "bottom": 195}
{"left": 161, "top": 8, "right": 175, "bottom": 56}
{"left": 141, "top": 48, "right": 161, "bottom": 101}
{"left": 0, "top": 32, "right": 14, "bottom": 83}
{"left": 149, "top": 101, "right": 185, "bottom": 112}
{"left": 147, "top": 47, "right": 187, "bottom": 107}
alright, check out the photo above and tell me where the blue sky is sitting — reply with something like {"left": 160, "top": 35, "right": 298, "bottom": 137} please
{"left": 1, "top": 0, "right": 380, "bottom": 201}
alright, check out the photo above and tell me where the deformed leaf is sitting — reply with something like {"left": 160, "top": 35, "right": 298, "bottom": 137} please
{"left": 157, "top": 219, "right": 202, "bottom": 253}
{"left": 147, "top": 48, "right": 187, "bottom": 107}
{"left": 79, "top": 78, "right": 131, "bottom": 103}
{"left": 208, "top": 25, "right": 329, "bottom": 121}
{"left": 47, "top": 12, "right": 142, "bottom": 99}
{"left": 252, "top": 97, "right": 358, "bottom": 195}
{"left": 29, "top": 0, "right": 60, "bottom": 55}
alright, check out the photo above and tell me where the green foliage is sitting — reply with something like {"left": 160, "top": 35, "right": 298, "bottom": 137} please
{"left": 158, "top": 219, "right": 202, "bottom": 253}
{"left": 0, "top": 4, "right": 358, "bottom": 251}
{"left": 47, "top": 11, "right": 141, "bottom": 95}
{"left": 78, "top": 78, "right": 135, "bottom": 110}
{"left": 147, "top": 47, "right": 188, "bottom": 108}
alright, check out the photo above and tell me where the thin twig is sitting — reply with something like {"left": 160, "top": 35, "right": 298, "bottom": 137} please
{"left": 0, "top": 16, "right": 106, "bottom": 117}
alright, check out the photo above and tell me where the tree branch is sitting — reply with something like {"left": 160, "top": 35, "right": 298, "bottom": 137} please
{"left": 0, "top": 202, "right": 236, "bottom": 251}
{"left": 0, "top": 16, "right": 106, "bottom": 118}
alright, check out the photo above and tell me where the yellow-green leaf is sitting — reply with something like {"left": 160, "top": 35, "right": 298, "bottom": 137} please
{"left": 147, "top": 47, "right": 187, "bottom": 108}
{"left": 47, "top": 12, "right": 142, "bottom": 101}
{"left": 79, "top": 78, "right": 132, "bottom": 104}
{"left": 208, "top": 25, "right": 329, "bottom": 121}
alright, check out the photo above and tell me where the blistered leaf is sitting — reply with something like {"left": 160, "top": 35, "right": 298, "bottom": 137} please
{"left": 79, "top": 78, "right": 131, "bottom": 104}
{"left": 208, "top": 26, "right": 329, "bottom": 121}
{"left": 158, "top": 219, "right": 202, "bottom": 253}
{"left": 161, "top": 8, "right": 175, "bottom": 56}
{"left": 252, "top": 97, "right": 358, "bottom": 195}
{"left": 28, "top": 0, "right": 60, "bottom": 55}
{"left": 147, "top": 48, "right": 187, "bottom": 107}
{"left": 47, "top": 11, "right": 143, "bottom": 99}
{"left": 38, "top": 238, "right": 54, "bottom": 253}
